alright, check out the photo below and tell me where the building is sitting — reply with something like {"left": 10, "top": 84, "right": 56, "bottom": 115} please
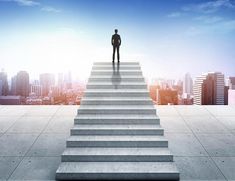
{"left": 157, "top": 89, "right": 178, "bottom": 105}
{"left": 183, "top": 73, "right": 193, "bottom": 95}
{"left": 149, "top": 85, "right": 160, "bottom": 103}
{"left": 10, "top": 75, "right": 16, "bottom": 95}
{"left": 58, "top": 73, "right": 64, "bottom": 94}
{"left": 193, "top": 72, "right": 224, "bottom": 105}
{"left": 40, "top": 73, "right": 55, "bottom": 96}
{"left": 0, "top": 80, "right": 2, "bottom": 95}
{"left": 0, "top": 71, "right": 9, "bottom": 96}
{"left": 180, "top": 93, "right": 193, "bottom": 105}
{"left": 64, "top": 71, "right": 72, "bottom": 89}
{"left": 224, "top": 86, "right": 229, "bottom": 105}
{"left": 228, "top": 77, "right": 235, "bottom": 89}
{"left": 16, "top": 71, "right": 30, "bottom": 97}
{"left": 228, "top": 90, "right": 235, "bottom": 105}
{"left": 227, "top": 77, "right": 235, "bottom": 105}
{"left": 0, "top": 96, "right": 22, "bottom": 105}
{"left": 30, "top": 81, "right": 42, "bottom": 97}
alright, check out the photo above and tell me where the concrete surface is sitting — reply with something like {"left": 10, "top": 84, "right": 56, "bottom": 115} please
{"left": 0, "top": 105, "right": 234, "bottom": 180}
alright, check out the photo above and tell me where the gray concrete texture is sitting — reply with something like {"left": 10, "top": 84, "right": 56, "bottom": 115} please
{"left": 0, "top": 105, "right": 234, "bottom": 180}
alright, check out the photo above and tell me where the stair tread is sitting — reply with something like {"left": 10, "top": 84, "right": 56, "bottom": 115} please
{"left": 75, "top": 114, "right": 159, "bottom": 119}
{"left": 89, "top": 76, "right": 144, "bottom": 78}
{"left": 72, "top": 124, "right": 162, "bottom": 129}
{"left": 62, "top": 147, "right": 171, "bottom": 156}
{"left": 79, "top": 105, "right": 154, "bottom": 109}
{"left": 87, "top": 82, "right": 146, "bottom": 85}
{"left": 82, "top": 97, "right": 152, "bottom": 100}
{"left": 67, "top": 135, "right": 167, "bottom": 141}
{"left": 85, "top": 89, "right": 148, "bottom": 92}
{"left": 56, "top": 162, "right": 179, "bottom": 173}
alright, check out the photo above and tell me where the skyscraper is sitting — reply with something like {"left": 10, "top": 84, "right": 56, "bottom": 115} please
{"left": 183, "top": 73, "right": 193, "bottom": 95}
{"left": 228, "top": 77, "right": 235, "bottom": 105}
{"left": 64, "top": 71, "right": 72, "bottom": 89}
{"left": 0, "top": 70, "right": 9, "bottom": 96}
{"left": 16, "top": 71, "right": 30, "bottom": 97}
{"left": 40, "top": 73, "right": 55, "bottom": 96}
{"left": 30, "top": 80, "right": 42, "bottom": 97}
{"left": 228, "top": 77, "right": 235, "bottom": 89}
{"left": 10, "top": 75, "right": 16, "bottom": 95}
{"left": 193, "top": 72, "right": 224, "bottom": 105}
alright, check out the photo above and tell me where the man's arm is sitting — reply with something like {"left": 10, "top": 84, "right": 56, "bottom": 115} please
{"left": 111, "top": 35, "right": 114, "bottom": 45}
{"left": 119, "top": 35, "right": 121, "bottom": 46}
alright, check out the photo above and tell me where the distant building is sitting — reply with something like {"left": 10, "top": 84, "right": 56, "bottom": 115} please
{"left": 26, "top": 97, "right": 42, "bottom": 105}
{"left": 193, "top": 72, "right": 224, "bottom": 105}
{"left": 228, "top": 90, "right": 235, "bottom": 105}
{"left": 224, "top": 86, "right": 229, "bottom": 105}
{"left": 0, "top": 71, "right": 9, "bottom": 96}
{"left": 64, "top": 71, "right": 72, "bottom": 89}
{"left": 30, "top": 81, "right": 42, "bottom": 97}
{"left": 51, "top": 86, "right": 60, "bottom": 97}
{"left": 40, "top": 73, "right": 55, "bottom": 96}
{"left": 0, "top": 96, "right": 22, "bottom": 105}
{"left": 16, "top": 71, "right": 30, "bottom": 97}
{"left": 58, "top": 73, "right": 64, "bottom": 94}
{"left": 149, "top": 85, "right": 160, "bottom": 103}
{"left": 0, "top": 80, "right": 2, "bottom": 95}
{"left": 10, "top": 75, "right": 16, "bottom": 95}
{"left": 227, "top": 77, "right": 235, "bottom": 105}
{"left": 157, "top": 89, "right": 178, "bottom": 105}
{"left": 183, "top": 73, "right": 193, "bottom": 95}
{"left": 180, "top": 93, "right": 193, "bottom": 105}
{"left": 228, "top": 77, "right": 235, "bottom": 89}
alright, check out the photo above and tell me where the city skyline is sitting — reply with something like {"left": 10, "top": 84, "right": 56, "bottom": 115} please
{"left": 0, "top": 0, "right": 235, "bottom": 80}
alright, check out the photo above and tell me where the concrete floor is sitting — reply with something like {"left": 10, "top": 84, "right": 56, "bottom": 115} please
{"left": 0, "top": 105, "right": 234, "bottom": 180}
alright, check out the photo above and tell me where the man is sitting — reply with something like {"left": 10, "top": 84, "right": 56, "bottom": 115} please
{"left": 111, "top": 29, "right": 121, "bottom": 62}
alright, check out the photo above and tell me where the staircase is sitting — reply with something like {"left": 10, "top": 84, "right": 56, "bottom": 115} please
{"left": 56, "top": 62, "right": 179, "bottom": 180}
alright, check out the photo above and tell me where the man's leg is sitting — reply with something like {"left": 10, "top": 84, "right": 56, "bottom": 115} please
{"left": 112, "top": 46, "right": 116, "bottom": 62}
{"left": 117, "top": 46, "right": 120, "bottom": 62}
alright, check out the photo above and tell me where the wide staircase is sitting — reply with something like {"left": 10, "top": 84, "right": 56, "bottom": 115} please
{"left": 56, "top": 62, "right": 179, "bottom": 180}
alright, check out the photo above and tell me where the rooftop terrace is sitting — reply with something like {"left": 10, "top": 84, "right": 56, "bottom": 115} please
{"left": 0, "top": 105, "right": 234, "bottom": 180}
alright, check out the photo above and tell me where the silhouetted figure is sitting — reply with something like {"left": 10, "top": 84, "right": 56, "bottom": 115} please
{"left": 111, "top": 29, "right": 121, "bottom": 62}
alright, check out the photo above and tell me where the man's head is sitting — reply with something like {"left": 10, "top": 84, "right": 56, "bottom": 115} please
{"left": 115, "top": 29, "right": 118, "bottom": 34}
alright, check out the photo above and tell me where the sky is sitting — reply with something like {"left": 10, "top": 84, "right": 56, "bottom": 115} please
{"left": 0, "top": 0, "right": 235, "bottom": 81}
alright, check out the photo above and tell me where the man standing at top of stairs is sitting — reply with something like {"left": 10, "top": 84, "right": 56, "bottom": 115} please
{"left": 111, "top": 29, "right": 121, "bottom": 63}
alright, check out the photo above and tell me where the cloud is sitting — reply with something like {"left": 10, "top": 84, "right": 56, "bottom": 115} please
{"left": 194, "top": 16, "right": 223, "bottom": 24}
{"left": 167, "top": 12, "right": 182, "bottom": 18}
{"left": 1, "top": 0, "right": 61, "bottom": 13}
{"left": 41, "top": 6, "right": 61, "bottom": 13}
{"left": 183, "top": 0, "right": 235, "bottom": 14}
{"left": 185, "top": 19, "right": 235, "bottom": 37}
{"left": 1, "top": 0, "right": 40, "bottom": 6}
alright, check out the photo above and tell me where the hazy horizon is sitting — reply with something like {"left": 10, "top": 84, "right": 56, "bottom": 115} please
{"left": 0, "top": 0, "right": 235, "bottom": 80}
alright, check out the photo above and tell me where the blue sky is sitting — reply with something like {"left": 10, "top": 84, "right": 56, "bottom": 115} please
{"left": 0, "top": 0, "right": 235, "bottom": 81}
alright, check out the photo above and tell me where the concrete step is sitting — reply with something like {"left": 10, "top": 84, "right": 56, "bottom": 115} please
{"left": 70, "top": 124, "right": 164, "bottom": 135}
{"left": 91, "top": 71, "right": 142, "bottom": 76}
{"left": 56, "top": 162, "right": 179, "bottom": 180}
{"left": 77, "top": 105, "right": 156, "bottom": 114}
{"left": 86, "top": 83, "right": 147, "bottom": 89}
{"left": 61, "top": 147, "right": 173, "bottom": 162}
{"left": 84, "top": 89, "right": 150, "bottom": 97}
{"left": 66, "top": 135, "right": 168, "bottom": 147}
{"left": 74, "top": 114, "right": 160, "bottom": 124}
{"left": 81, "top": 97, "right": 153, "bottom": 105}
{"left": 92, "top": 66, "right": 141, "bottom": 70}
{"left": 93, "top": 62, "right": 140, "bottom": 65}
{"left": 88, "top": 76, "right": 145, "bottom": 82}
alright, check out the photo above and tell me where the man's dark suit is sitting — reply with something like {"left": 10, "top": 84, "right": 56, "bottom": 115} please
{"left": 111, "top": 33, "right": 121, "bottom": 62}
